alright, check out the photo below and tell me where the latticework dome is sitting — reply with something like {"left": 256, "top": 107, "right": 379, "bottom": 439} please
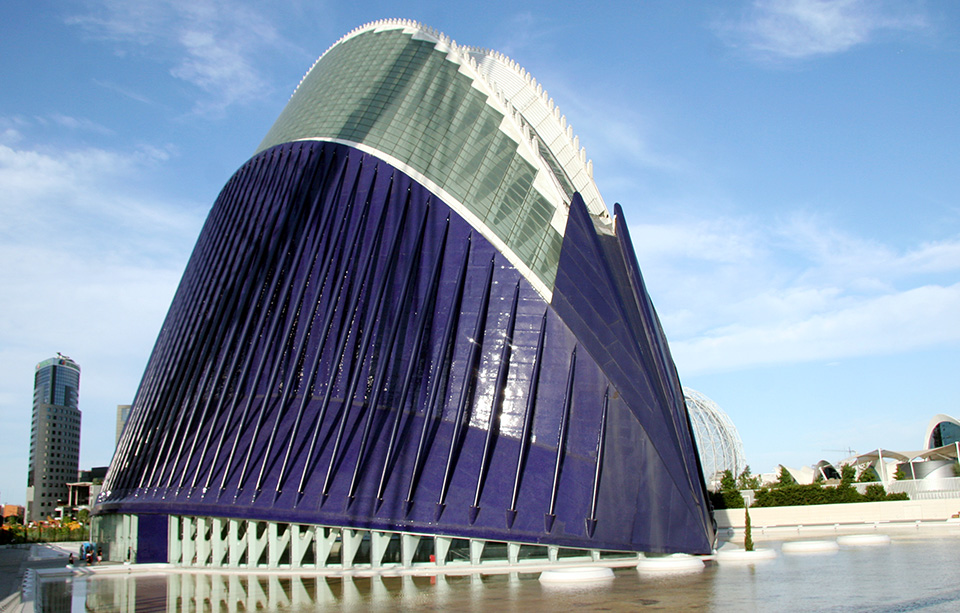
{"left": 684, "top": 388, "right": 746, "bottom": 489}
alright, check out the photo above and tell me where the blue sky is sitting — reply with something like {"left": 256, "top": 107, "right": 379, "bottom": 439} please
{"left": 2, "top": 1, "right": 958, "bottom": 506}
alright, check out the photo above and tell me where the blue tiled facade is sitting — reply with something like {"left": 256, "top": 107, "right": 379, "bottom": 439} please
{"left": 95, "top": 21, "right": 714, "bottom": 557}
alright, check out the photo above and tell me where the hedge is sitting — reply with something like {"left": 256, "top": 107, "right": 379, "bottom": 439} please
{"left": 752, "top": 483, "right": 907, "bottom": 507}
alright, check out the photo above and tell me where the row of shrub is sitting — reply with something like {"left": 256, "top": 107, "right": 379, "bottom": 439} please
{"left": 0, "top": 523, "right": 89, "bottom": 545}
{"left": 711, "top": 490, "right": 747, "bottom": 509}
{"left": 709, "top": 466, "right": 909, "bottom": 509}
{"left": 752, "top": 483, "right": 908, "bottom": 507}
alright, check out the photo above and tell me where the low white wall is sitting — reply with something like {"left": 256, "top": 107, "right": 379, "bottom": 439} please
{"left": 716, "top": 498, "right": 960, "bottom": 529}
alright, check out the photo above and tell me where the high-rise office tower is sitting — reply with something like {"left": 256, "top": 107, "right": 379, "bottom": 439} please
{"left": 26, "top": 354, "right": 81, "bottom": 522}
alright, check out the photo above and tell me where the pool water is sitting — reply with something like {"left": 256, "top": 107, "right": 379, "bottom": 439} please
{"left": 41, "top": 531, "right": 960, "bottom": 612}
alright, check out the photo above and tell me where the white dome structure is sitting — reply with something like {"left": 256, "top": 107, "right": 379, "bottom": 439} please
{"left": 683, "top": 388, "right": 746, "bottom": 489}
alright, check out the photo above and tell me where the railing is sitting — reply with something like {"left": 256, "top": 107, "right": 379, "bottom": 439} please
{"left": 854, "top": 476, "right": 960, "bottom": 500}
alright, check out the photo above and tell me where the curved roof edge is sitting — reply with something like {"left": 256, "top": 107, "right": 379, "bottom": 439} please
{"left": 290, "top": 136, "right": 555, "bottom": 301}
{"left": 924, "top": 413, "right": 960, "bottom": 450}
{"left": 275, "top": 18, "right": 609, "bottom": 224}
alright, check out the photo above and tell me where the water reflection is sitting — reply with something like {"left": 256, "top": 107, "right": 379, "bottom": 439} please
{"left": 41, "top": 532, "right": 960, "bottom": 612}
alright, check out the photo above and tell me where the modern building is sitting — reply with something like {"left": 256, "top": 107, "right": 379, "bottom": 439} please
{"left": 683, "top": 388, "right": 746, "bottom": 489}
{"left": 94, "top": 19, "right": 714, "bottom": 567}
{"left": 64, "top": 467, "right": 108, "bottom": 520}
{"left": 924, "top": 414, "right": 960, "bottom": 450}
{"left": 26, "top": 354, "right": 81, "bottom": 523}
{"left": 2, "top": 505, "right": 24, "bottom": 522}
{"left": 115, "top": 404, "right": 132, "bottom": 448}
{"left": 837, "top": 415, "right": 960, "bottom": 486}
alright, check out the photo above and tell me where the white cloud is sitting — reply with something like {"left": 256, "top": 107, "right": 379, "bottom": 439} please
{"left": 632, "top": 214, "right": 960, "bottom": 375}
{"left": 44, "top": 113, "right": 115, "bottom": 135}
{"left": 719, "top": 0, "right": 927, "bottom": 60}
{"left": 673, "top": 282, "right": 960, "bottom": 374}
{"left": 0, "top": 137, "right": 205, "bottom": 497}
{"left": 67, "top": 0, "right": 290, "bottom": 114}
{"left": 0, "top": 143, "right": 194, "bottom": 251}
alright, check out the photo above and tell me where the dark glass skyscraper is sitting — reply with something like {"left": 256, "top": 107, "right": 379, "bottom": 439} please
{"left": 27, "top": 353, "right": 81, "bottom": 522}
{"left": 94, "top": 19, "right": 714, "bottom": 567}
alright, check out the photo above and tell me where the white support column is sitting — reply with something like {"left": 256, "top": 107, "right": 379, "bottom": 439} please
{"left": 267, "top": 522, "right": 279, "bottom": 568}
{"left": 291, "top": 524, "right": 315, "bottom": 568}
{"left": 130, "top": 515, "right": 139, "bottom": 562}
{"left": 547, "top": 545, "right": 558, "bottom": 562}
{"left": 401, "top": 533, "right": 421, "bottom": 567}
{"left": 370, "top": 531, "right": 391, "bottom": 568}
{"left": 248, "top": 520, "right": 268, "bottom": 567}
{"left": 507, "top": 542, "right": 520, "bottom": 565}
{"left": 211, "top": 518, "right": 226, "bottom": 567}
{"left": 590, "top": 549, "right": 600, "bottom": 561}
{"left": 195, "top": 517, "right": 210, "bottom": 567}
{"left": 341, "top": 528, "right": 363, "bottom": 569}
{"left": 228, "top": 519, "right": 246, "bottom": 567}
{"left": 315, "top": 527, "right": 338, "bottom": 567}
{"left": 168, "top": 516, "right": 181, "bottom": 565}
{"left": 469, "top": 539, "right": 485, "bottom": 565}
{"left": 435, "top": 536, "right": 452, "bottom": 566}
{"left": 264, "top": 522, "right": 287, "bottom": 568}
{"left": 181, "top": 516, "right": 196, "bottom": 566}
{"left": 120, "top": 514, "right": 131, "bottom": 563}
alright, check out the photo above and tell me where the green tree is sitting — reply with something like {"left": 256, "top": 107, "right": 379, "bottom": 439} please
{"left": 737, "top": 466, "right": 761, "bottom": 491}
{"left": 710, "top": 469, "right": 744, "bottom": 508}
{"left": 743, "top": 505, "right": 754, "bottom": 552}
{"left": 894, "top": 465, "right": 907, "bottom": 481}
{"left": 857, "top": 466, "right": 878, "bottom": 482}
{"left": 840, "top": 464, "right": 856, "bottom": 486}
{"left": 775, "top": 466, "right": 795, "bottom": 487}
{"left": 720, "top": 470, "right": 737, "bottom": 493}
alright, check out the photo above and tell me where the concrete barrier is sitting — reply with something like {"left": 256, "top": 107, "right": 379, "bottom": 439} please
{"left": 715, "top": 498, "right": 960, "bottom": 530}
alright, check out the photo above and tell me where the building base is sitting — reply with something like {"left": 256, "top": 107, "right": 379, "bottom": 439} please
{"left": 93, "top": 514, "right": 643, "bottom": 570}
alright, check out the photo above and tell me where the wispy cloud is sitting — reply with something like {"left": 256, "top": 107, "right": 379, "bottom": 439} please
{"left": 717, "top": 0, "right": 927, "bottom": 61}
{"left": 632, "top": 214, "right": 960, "bottom": 375}
{"left": 0, "top": 142, "right": 192, "bottom": 249}
{"left": 66, "top": 0, "right": 293, "bottom": 115}
{"left": 493, "top": 12, "right": 566, "bottom": 58}
{"left": 673, "top": 282, "right": 960, "bottom": 374}
{"left": 92, "top": 79, "right": 157, "bottom": 106}
{"left": 37, "top": 113, "right": 115, "bottom": 136}
{"left": 0, "top": 133, "right": 205, "bottom": 481}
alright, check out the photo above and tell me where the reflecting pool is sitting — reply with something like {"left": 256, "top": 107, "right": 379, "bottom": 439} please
{"left": 40, "top": 531, "right": 960, "bottom": 612}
